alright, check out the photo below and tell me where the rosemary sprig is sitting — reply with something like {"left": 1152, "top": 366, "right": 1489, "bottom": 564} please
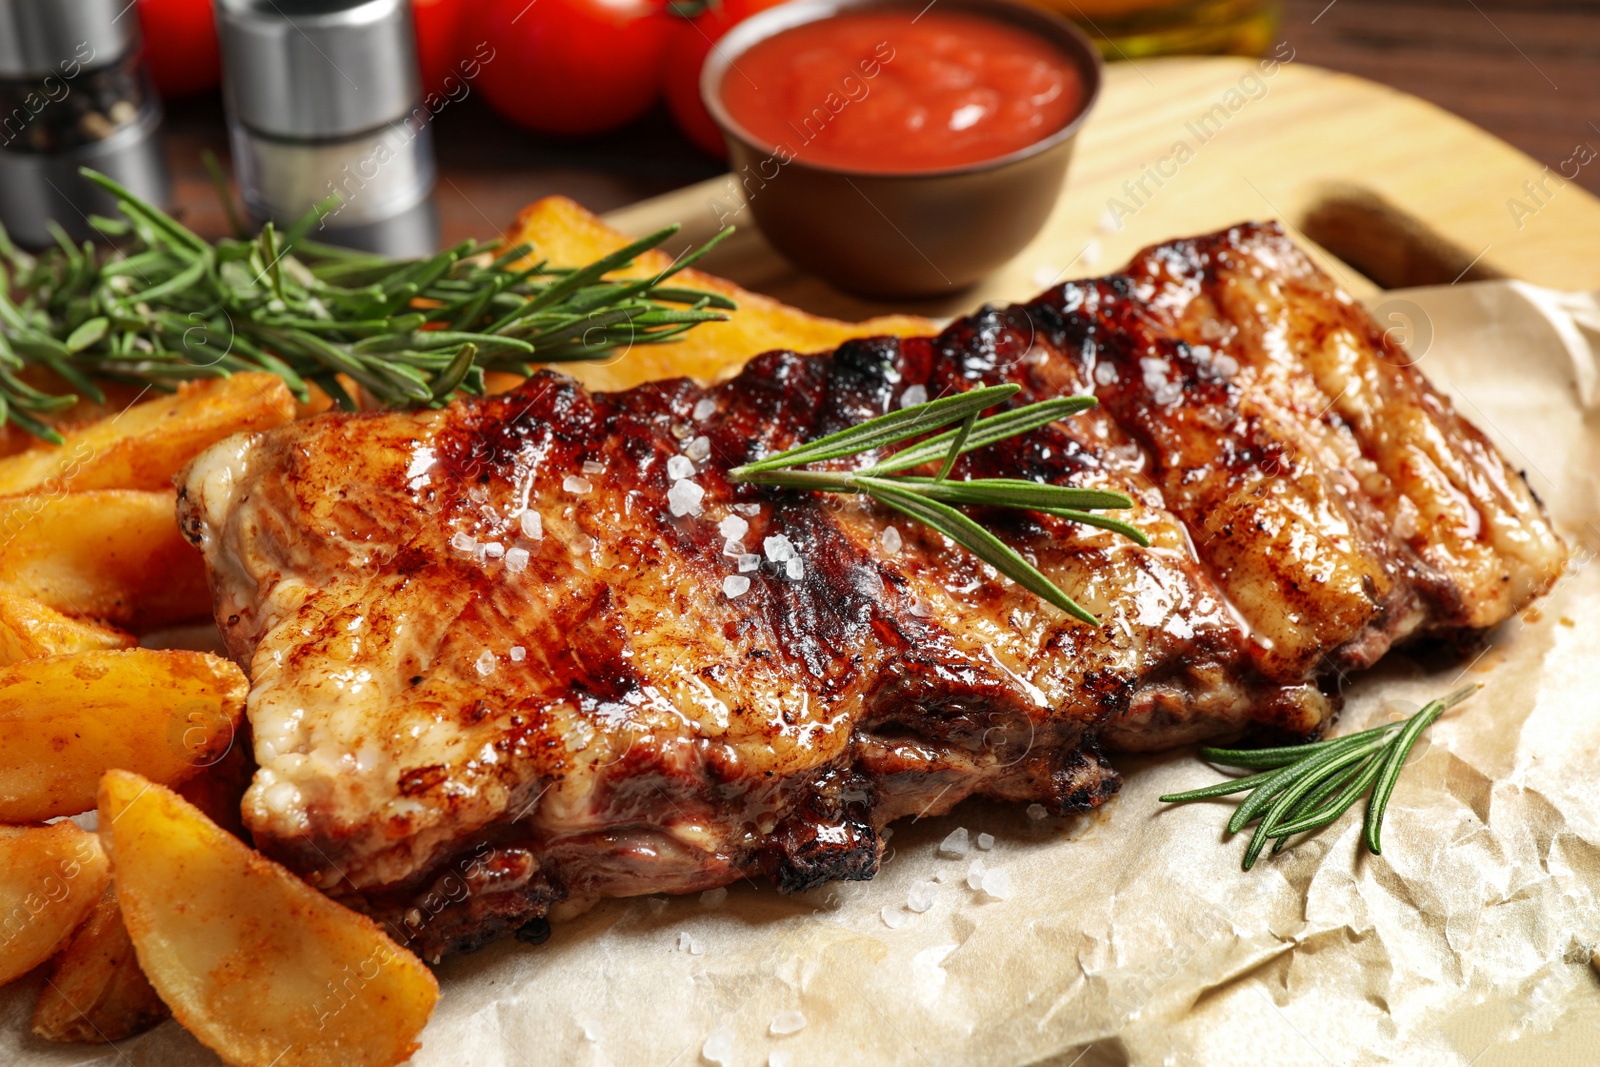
{"left": 727, "top": 384, "right": 1149, "bottom": 624}
{"left": 1160, "top": 685, "right": 1479, "bottom": 869}
{"left": 0, "top": 168, "right": 735, "bottom": 442}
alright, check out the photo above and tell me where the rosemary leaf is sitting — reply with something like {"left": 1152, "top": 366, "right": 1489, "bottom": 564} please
{"left": 729, "top": 384, "right": 1020, "bottom": 475}
{"left": 870, "top": 395, "right": 1099, "bottom": 474}
{"left": 1033, "top": 508, "right": 1152, "bottom": 548}
{"left": 864, "top": 479, "right": 1100, "bottom": 626}
{"left": 1161, "top": 685, "right": 1480, "bottom": 870}
{"left": 888, "top": 477, "right": 1135, "bottom": 513}
{"left": 727, "top": 387, "right": 1146, "bottom": 622}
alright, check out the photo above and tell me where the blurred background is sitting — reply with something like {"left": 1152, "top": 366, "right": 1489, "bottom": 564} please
{"left": 4, "top": 0, "right": 1598, "bottom": 249}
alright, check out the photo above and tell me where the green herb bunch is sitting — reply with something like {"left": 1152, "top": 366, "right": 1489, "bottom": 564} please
{"left": 729, "top": 383, "right": 1150, "bottom": 624}
{"left": 1160, "top": 685, "right": 1478, "bottom": 869}
{"left": 0, "top": 169, "right": 733, "bottom": 442}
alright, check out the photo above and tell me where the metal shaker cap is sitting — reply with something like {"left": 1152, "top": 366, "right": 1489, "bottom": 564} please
{"left": 215, "top": 0, "right": 421, "bottom": 140}
{"left": 0, "top": 0, "right": 140, "bottom": 78}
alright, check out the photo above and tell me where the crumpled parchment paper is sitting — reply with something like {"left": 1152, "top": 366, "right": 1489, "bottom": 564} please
{"left": 5, "top": 280, "right": 1598, "bottom": 1067}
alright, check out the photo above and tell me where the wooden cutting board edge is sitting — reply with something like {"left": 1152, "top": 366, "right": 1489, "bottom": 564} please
{"left": 604, "top": 56, "right": 1600, "bottom": 320}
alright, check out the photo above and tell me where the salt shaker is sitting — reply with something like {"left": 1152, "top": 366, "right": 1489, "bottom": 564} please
{"left": 0, "top": 0, "right": 170, "bottom": 247}
{"left": 215, "top": 0, "right": 439, "bottom": 256}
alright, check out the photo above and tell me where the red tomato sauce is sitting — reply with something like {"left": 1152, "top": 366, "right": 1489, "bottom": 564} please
{"left": 719, "top": 10, "right": 1083, "bottom": 173}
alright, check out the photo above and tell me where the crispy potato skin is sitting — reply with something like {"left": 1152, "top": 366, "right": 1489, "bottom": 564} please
{"left": 507, "top": 196, "right": 937, "bottom": 392}
{"left": 0, "top": 822, "right": 110, "bottom": 987}
{"left": 0, "top": 372, "right": 151, "bottom": 460}
{"left": 99, "top": 771, "right": 439, "bottom": 1067}
{"left": 0, "top": 648, "right": 246, "bottom": 822}
{"left": 0, "top": 589, "right": 135, "bottom": 665}
{"left": 0, "top": 489, "right": 209, "bottom": 629}
{"left": 31, "top": 885, "right": 169, "bottom": 1043}
{"left": 0, "top": 374, "right": 296, "bottom": 497}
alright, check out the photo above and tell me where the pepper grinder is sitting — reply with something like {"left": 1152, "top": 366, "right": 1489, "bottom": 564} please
{"left": 215, "top": 0, "right": 439, "bottom": 256}
{"left": 0, "top": 0, "right": 170, "bottom": 248}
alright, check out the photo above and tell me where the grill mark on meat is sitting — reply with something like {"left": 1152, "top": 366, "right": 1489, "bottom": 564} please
{"left": 178, "top": 222, "right": 1565, "bottom": 962}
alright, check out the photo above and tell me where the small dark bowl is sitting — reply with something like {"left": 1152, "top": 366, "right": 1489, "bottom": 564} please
{"left": 701, "top": 0, "right": 1102, "bottom": 299}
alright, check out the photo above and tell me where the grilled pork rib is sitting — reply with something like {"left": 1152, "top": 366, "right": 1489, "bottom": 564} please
{"left": 178, "top": 223, "right": 1565, "bottom": 960}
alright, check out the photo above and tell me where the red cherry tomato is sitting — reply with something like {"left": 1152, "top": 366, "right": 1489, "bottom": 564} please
{"left": 137, "top": 0, "right": 220, "bottom": 99}
{"left": 664, "top": 0, "right": 790, "bottom": 157}
{"left": 413, "top": 0, "right": 469, "bottom": 97}
{"left": 469, "top": 0, "right": 671, "bottom": 138}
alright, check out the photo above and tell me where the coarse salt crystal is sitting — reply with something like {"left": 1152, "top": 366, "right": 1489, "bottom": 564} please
{"left": 677, "top": 931, "right": 703, "bottom": 955}
{"left": 785, "top": 556, "right": 804, "bottom": 580}
{"left": 938, "top": 828, "right": 969, "bottom": 858}
{"left": 1211, "top": 353, "right": 1240, "bottom": 378}
{"left": 693, "top": 397, "right": 717, "bottom": 420}
{"left": 1394, "top": 508, "right": 1418, "bottom": 539}
{"left": 685, "top": 435, "right": 711, "bottom": 462}
{"left": 719, "top": 514, "right": 749, "bottom": 541}
{"left": 977, "top": 832, "right": 995, "bottom": 850}
{"left": 505, "top": 546, "right": 530, "bottom": 574}
{"left": 482, "top": 541, "right": 505, "bottom": 560}
{"left": 701, "top": 1025, "right": 734, "bottom": 1066}
{"left": 770, "top": 1010, "right": 806, "bottom": 1036}
{"left": 900, "top": 384, "right": 928, "bottom": 408}
{"left": 880, "top": 525, "right": 902, "bottom": 555}
{"left": 906, "top": 881, "right": 936, "bottom": 913}
{"left": 474, "top": 650, "right": 496, "bottom": 676}
{"left": 668, "top": 478, "right": 705, "bottom": 517}
{"left": 1094, "top": 361, "right": 1119, "bottom": 386}
{"left": 738, "top": 553, "right": 760, "bottom": 573}
{"left": 666, "top": 454, "right": 695, "bottom": 481}
{"left": 734, "top": 503, "right": 761, "bottom": 516}
{"left": 723, "top": 575, "right": 751, "bottom": 599}
{"left": 701, "top": 887, "right": 728, "bottom": 907}
{"left": 1027, "top": 803, "right": 1048, "bottom": 821}
{"left": 582, "top": 459, "right": 604, "bottom": 475}
{"left": 966, "top": 859, "right": 986, "bottom": 890}
{"left": 723, "top": 539, "right": 746, "bottom": 558}
{"left": 764, "top": 534, "right": 796, "bottom": 562}
{"left": 979, "top": 867, "right": 1012, "bottom": 900}
{"left": 881, "top": 904, "right": 910, "bottom": 929}
{"left": 510, "top": 646, "right": 526, "bottom": 662}
{"left": 450, "top": 532, "right": 476, "bottom": 554}
{"left": 520, "top": 510, "right": 543, "bottom": 539}
{"left": 563, "top": 475, "right": 592, "bottom": 495}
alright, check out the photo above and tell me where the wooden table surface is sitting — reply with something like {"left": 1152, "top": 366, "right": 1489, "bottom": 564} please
{"left": 163, "top": 0, "right": 1600, "bottom": 248}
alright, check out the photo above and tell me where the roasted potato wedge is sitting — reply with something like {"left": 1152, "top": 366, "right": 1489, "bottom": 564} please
{"left": 508, "top": 196, "right": 937, "bottom": 392}
{"left": 0, "top": 648, "right": 246, "bottom": 823}
{"left": 100, "top": 771, "right": 439, "bottom": 1067}
{"left": 0, "top": 587, "right": 136, "bottom": 665}
{"left": 0, "top": 489, "right": 209, "bottom": 629}
{"left": 32, "top": 884, "right": 169, "bottom": 1042}
{"left": 0, "top": 371, "right": 152, "bottom": 460}
{"left": 0, "top": 373, "right": 295, "bottom": 496}
{"left": 0, "top": 822, "right": 110, "bottom": 987}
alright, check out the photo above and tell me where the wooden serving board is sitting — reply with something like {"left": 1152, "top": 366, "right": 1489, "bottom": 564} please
{"left": 602, "top": 55, "right": 1600, "bottom": 318}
